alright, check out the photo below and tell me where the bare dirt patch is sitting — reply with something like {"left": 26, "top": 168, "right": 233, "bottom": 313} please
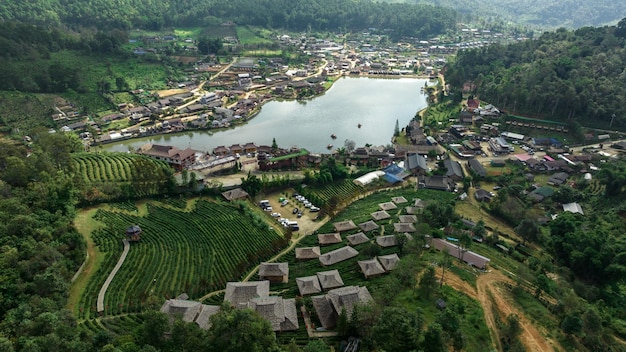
{"left": 436, "top": 267, "right": 562, "bottom": 352}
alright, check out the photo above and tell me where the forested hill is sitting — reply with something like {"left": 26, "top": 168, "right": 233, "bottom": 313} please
{"left": 386, "top": 0, "right": 626, "bottom": 29}
{"left": 0, "top": 0, "right": 457, "bottom": 38}
{"left": 445, "top": 19, "right": 626, "bottom": 129}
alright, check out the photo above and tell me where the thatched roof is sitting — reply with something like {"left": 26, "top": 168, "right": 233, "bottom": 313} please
{"left": 376, "top": 235, "right": 398, "bottom": 247}
{"left": 358, "top": 220, "right": 380, "bottom": 232}
{"left": 333, "top": 220, "right": 357, "bottom": 232}
{"left": 319, "top": 246, "right": 359, "bottom": 266}
{"left": 318, "top": 233, "right": 342, "bottom": 245}
{"left": 378, "top": 202, "right": 398, "bottom": 211}
{"left": 221, "top": 187, "right": 249, "bottom": 201}
{"left": 160, "top": 299, "right": 220, "bottom": 330}
{"left": 391, "top": 196, "right": 408, "bottom": 204}
{"left": 259, "top": 262, "right": 289, "bottom": 277}
{"left": 398, "top": 215, "right": 418, "bottom": 223}
{"left": 346, "top": 232, "right": 370, "bottom": 246}
{"left": 224, "top": 281, "right": 270, "bottom": 308}
{"left": 317, "top": 269, "right": 345, "bottom": 290}
{"left": 393, "top": 222, "right": 416, "bottom": 232}
{"left": 414, "top": 198, "right": 426, "bottom": 208}
{"left": 295, "top": 246, "right": 321, "bottom": 260}
{"left": 370, "top": 210, "right": 391, "bottom": 221}
{"left": 378, "top": 254, "right": 400, "bottom": 271}
{"left": 296, "top": 276, "right": 322, "bottom": 295}
{"left": 312, "top": 295, "right": 337, "bottom": 329}
{"left": 247, "top": 296, "right": 299, "bottom": 332}
{"left": 312, "top": 286, "right": 373, "bottom": 329}
{"left": 405, "top": 206, "right": 419, "bottom": 214}
{"left": 327, "top": 286, "right": 373, "bottom": 318}
{"left": 358, "top": 258, "right": 385, "bottom": 278}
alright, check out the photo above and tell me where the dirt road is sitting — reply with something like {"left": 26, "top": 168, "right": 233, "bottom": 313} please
{"left": 436, "top": 267, "right": 562, "bottom": 352}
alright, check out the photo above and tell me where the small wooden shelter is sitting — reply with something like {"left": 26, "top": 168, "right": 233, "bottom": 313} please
{"left": 126, "top": 225, "right": 142, "bottom": 242}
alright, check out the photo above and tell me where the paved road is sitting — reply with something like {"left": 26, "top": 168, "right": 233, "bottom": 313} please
{"left": 97, "top": 239, "right": 130, "bottom": 313}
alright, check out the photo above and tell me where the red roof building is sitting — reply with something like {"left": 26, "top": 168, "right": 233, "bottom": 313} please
{"left": 137, "top": 143, "right": 196, "bottom": 171}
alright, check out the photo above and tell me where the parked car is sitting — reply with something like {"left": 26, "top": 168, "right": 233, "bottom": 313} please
{"left": 292, "top": 208, "right": 299, "bottom": 214}
{"left": 310, "top": 206, "right": 320, "bottom": 212}
{"left": 271, "top": 212, "right": 281, "bottom": 217}
{"left": 264, "top": 206, "right": 273, "bottom": 212}
{"left": 297, "top": 212, "right": 303, "bottom": 218}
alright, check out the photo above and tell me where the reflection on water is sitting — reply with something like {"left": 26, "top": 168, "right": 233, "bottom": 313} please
{"left": 102, "top": 77, "right": 431, "bottom": 153}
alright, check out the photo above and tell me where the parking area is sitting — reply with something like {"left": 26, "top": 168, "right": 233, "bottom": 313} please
{"left": 258, "top": 192, "right": 322, "bottom": 235}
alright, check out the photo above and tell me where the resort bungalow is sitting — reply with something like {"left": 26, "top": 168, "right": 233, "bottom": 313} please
{"left": 311, "top": 286, "right": 373, "bottom": 329}
{"left": 246, "top": 296, "right": 299, "bottom": 332}
{"left": 295, "top": 246, "right": 321, "bottom": 260}
{"left": 319, "top": 246, "right": 359, "bottom": 266}
{"left": 224, "top": 281, "right": 270, "bottom": 308}
{"left": 160, "top": 298, "right": 220, "bottom": 330}
{"left": 258, "top": 262, "right": 289, "bottom": 283}
{"left": 358, "top": 258, "right": 386, "bottom": 279}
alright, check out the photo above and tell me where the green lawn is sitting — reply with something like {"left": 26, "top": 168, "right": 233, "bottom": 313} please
{"left": 237, "top": 26, "right": 274, "bottom": 45}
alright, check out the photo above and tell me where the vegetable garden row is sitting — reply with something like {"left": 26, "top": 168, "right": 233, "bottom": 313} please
{"left": 78, "top": 199, "right": 284, "bottom": 318}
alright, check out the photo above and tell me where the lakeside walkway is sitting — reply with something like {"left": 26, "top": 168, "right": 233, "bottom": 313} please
{"left": 97, "top": 239, "right": 130, "bottom": 314}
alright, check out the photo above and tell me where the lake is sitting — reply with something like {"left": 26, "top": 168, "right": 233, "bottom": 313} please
{"left": 102, "top": 77, "right": 431, "bottom": 153}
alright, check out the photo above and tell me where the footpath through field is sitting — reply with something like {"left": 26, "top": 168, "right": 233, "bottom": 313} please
{"left": 97, "top": 239, "right": 130, "bottom": 313}
{"left": 435, "top": 267, "right": 562, "bottom": 352}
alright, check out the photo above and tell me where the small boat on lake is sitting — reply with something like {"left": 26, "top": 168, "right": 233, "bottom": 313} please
{"left": 331, "top": 134, "right": 337, "bottom": 139}
{"left": 327, "top": 144, "right": 333, "bottom": 149}
{"left": 357, "top": 123, "right": 362, "bottom": 128}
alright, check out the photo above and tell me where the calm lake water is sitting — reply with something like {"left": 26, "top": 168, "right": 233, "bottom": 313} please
{"left": 102, "top": 77, "right": 431, "bottom": 153}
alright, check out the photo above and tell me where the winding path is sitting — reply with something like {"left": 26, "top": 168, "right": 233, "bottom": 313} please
{"left": 97, "top": 239, "right": 130, "bottom": 314}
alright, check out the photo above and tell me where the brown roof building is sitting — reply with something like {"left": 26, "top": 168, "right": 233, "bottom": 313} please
{"left": 393, "top": 222, "right": 417, "bottom": 233}
{"left": 358, "top": 258, "right": 385, "bottom": 278}
{"left": 137, "top": 143, "right": 196, "bottom": 171}
{"left": 311, "top": 286, "right": 373, "bottom": 329}
{"left": 295, "top": 246, "right": 321, "bottom": 260}
{"left": 296, "top": 276, "right": 322, "bottom": 296}
{"left": 346, "top": 232, "right": 370, "bottom": 246}
{"left": 247, "top": 296, "right": 299, "bottom": 332}
{"left": 317, "top": 269, "right": 345, "bottom": 290}
{"left": 318, "top": 233, "right": 342, "bottom": 246}
{"left": 376, "top": 235, "right": 398, "bottom": 247}
{"left": 221, "top": 188, "right": 249, "bottom": 201}
{"left": 391, "top": 196, "right": 408, "bottom": 204}
{"left": 319, "top": 246, "right": 359, "bottom": 266}
{"left": 224, "top": 281, "right": 270, "bottom": 308}
{"left": 398, "top": 215, "right": 418, "bottom": 223}
{"left": 378, "top": 202, "right": 398, "bottom": 211}
{"left": 358, "top": 220, "right": 380, "bottom": 232}
{"left": 378, "top": 254, "right": 400, "bottom": 271}
{"left": 160, "top": 299, "right": 220, "bottom": 330}
{"left": 258, "top": 262, "right": 289, "bottom": 283}
{"left": 333, "top": 220, "right": 358, "bottom": 232}
{"left": 370, "top": 210, "right": 391, "bottom": 221}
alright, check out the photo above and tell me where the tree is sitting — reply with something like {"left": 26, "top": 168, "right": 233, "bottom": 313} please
{"left": 515, "top": 218, "right": 540, "bottom": 243}
{"left": 616, "top": 17, "right": 626, "bottom": 38}
{"left": 208, "top": 305, "right": 278, "bottom": 352}
{"left": 271, "top": 138, "right": 278, "bottom": 152}
{"left": 240, "top": 172, "right": 263, "bottom": 197}
{"left": 394, "top": 119, "right": 400, "bottom": 137}
{"left": 344, "top": 139, "right": 356, "bottom": 153}
{"left": 422, "top": 323, "right": 446, "bottom": 352}
{"left": 371, "top": 307, "right": 422, "bottom": 351}
{"left": 419, "top": 266, "right": 438, "bottom": 299}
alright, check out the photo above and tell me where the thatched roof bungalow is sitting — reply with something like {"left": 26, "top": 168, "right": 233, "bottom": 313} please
{"left": 296, "top": 276, "right": 322, "bottom": 296}
{"left": 398, "top": 215, "right": 418, "bottom": 223}
{"left": 319, "top": 246, "right": 359, "bottom": 266}
{"left": 376, "top": 235, "right": 398, "bottom": 247}
{"left": 160, "top": 299, "right": 220, "bottom": 330}
{"left": 378, "top": 202, "right": 398, "bottom": 211}
{"left": 224, "top": 281, "right": 270, "bottom": 308}
{"left": 346, "top": 232, "right": 370, "bottom": 246}
{"left": 358, "top": 220, "right": 379, "bottom": 232}
{"left": 258, "top": 262, "right": 289, "bottom": 283}
{"left": 370, "top": 210, "right": 391, "bottom": 221}
{"left": 295, "top": 246, "right": 321, "bottom": 260}
{"left": 358, "top": 258, "right": 385, "bottom": 278}
{"left": 391, "top": 196, "right": 408, "bottom": 204}
{"left": 393, "top": 222, "right": 416, "bottom": 233}
{"left": 247, "top": 296, "right": 299, "bottom": 332}
{"left": 317, "top": 269, "right": 345, "bottom": 290}
{"left": 378, "top": 254, "right": 400, "bottom": 271}
{"left": 318, "top": 233, "right": 342, "bottom": 246}
{"left": 333, "top": 220, "right": 357, "bottom": 232}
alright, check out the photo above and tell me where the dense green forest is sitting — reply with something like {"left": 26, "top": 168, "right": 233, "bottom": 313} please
{"left": 384, "top": 0, "right": 626, "bottom": 28}
{"left": 445, "top": 19, "right": 626, "bottom": 129}
{"left": 0, "top": 0, "right": 457, "bottom": 38}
